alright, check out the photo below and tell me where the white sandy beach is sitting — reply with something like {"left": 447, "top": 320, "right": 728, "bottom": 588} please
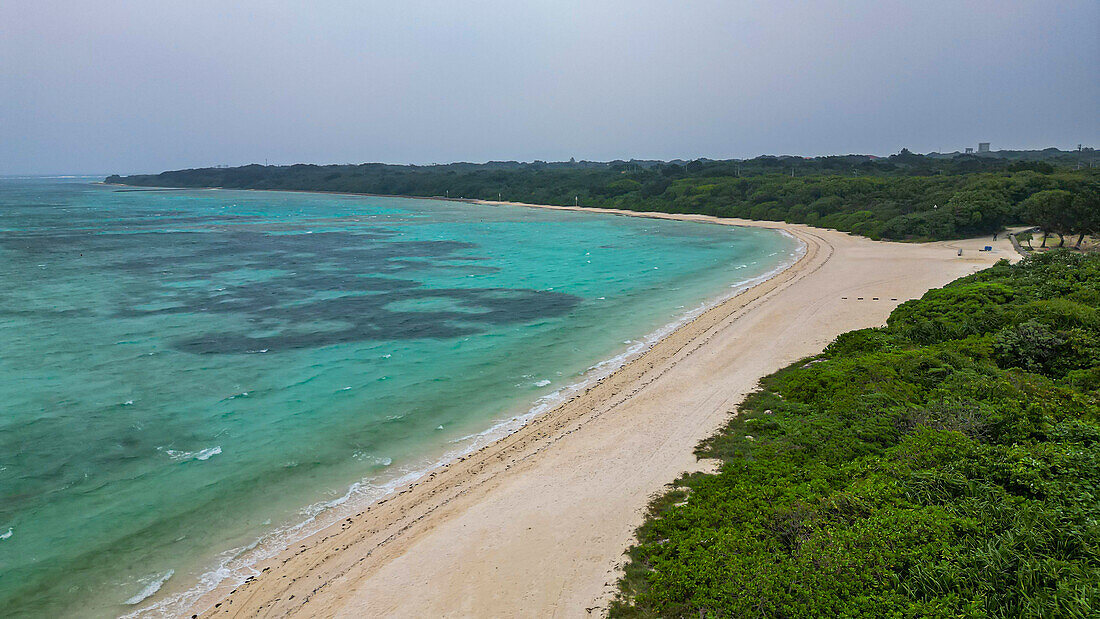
{"left": 191, "top": 208, "right": 1019, "bottom": 618}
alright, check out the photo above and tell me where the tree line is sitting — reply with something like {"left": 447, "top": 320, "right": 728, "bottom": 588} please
{"left": 107, "top": 149, "right": 1099, "bottom": 242}
{"left": 1022, "top": 188, "right": 1100, "bottom": 248}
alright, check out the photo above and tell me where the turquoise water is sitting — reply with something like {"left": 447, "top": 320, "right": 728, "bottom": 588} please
{"left": 0, "top": 178, "right": 799, "bottom": 617}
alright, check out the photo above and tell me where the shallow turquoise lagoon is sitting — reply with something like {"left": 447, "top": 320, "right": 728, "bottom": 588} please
{"left": 0, "top": 178, "right": 799, "bottom": 617}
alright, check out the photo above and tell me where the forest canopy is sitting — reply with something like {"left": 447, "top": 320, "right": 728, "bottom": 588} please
{"left": 107, "top": 149, "right": 1099, "bottom": 242}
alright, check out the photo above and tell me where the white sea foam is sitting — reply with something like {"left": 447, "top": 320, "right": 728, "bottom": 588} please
{"left": 352, "top": 452, "right": 392, "bottom": 466}
{"left": 161, "top": 446, "right": 221, "bottom": 462}
{"left": 534, "top": 379, "right": 552, "bottom": 387}
{"left": 124, "top": 570, "right": 174, "bottom": 605}
{"left": 126, "top": 233, "right": 807, "bottom": 619}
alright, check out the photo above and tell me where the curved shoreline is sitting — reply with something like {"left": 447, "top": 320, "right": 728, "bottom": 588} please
{"left": 120, "top": 192, "right": 1018, "bottom": 618}
{"left": 132, "top": 219, "right": 804, "bottom": 619}
{"left": 153, "top": 218, "right": 817, "bottom": 618}
{"left": 104, "top": 188, "right": 802, "bottom": 618}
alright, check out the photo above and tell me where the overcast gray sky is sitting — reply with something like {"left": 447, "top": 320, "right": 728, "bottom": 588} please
{"left": 1, "top": 1, "right": 1097, "bottom": 174}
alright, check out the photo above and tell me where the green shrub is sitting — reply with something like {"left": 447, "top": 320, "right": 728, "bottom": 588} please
{"left": 993, "top": 320, "right": 1066, "bottom": 374}
{"left": 611, "top": 251, "right": 1100, "bottom": 618}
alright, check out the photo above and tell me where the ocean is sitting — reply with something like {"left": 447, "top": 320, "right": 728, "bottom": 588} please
{"left": 0, "top": 178, "right": 800, "bottom": 617}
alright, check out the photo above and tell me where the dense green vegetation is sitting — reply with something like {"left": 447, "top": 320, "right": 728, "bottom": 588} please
{"left": 610, "top": 251, "right": 1100, "bottom": 618}
{"left": 1022, "top": 189, "right": 1100, "bottom": 249}
{"left": 108, "top": 149, "right": 1098, "bottom": 242}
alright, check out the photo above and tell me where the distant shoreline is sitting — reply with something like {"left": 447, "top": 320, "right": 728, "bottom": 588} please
{"left": 100, "top": 180, "right": 810, "bottom": 233}
{"left": 100, "top": 181, "right": 494, "bottom": 205}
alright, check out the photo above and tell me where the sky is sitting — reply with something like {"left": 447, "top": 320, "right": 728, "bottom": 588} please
{"left": 1, "top": 0, "right": 1097, "bottom": 174}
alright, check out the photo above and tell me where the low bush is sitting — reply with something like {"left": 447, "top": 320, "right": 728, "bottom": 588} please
{"left": 611, "top": 251, "right": 1100, "bottom": 618}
